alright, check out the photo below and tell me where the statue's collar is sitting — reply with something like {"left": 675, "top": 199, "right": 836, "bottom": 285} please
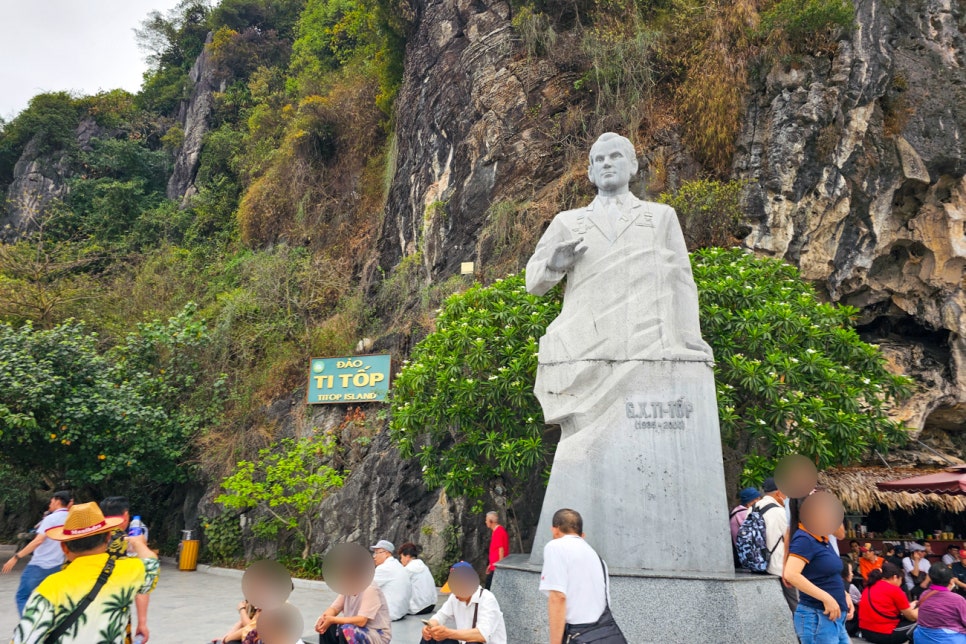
{"left": 588, "top": 194, "right": 639, "bottom": 210}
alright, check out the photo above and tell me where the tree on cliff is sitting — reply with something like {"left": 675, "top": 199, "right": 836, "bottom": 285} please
{"left": 389, "top": 248, "right": 912, "bottom": 506}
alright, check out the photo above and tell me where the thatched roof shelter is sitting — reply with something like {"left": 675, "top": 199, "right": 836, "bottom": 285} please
{"left": 819, "top": 467, "right": 966, "bottom": 514}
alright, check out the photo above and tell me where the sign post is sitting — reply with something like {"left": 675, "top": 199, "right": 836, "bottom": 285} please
{"left": 307, "top": 354, "right": 391, "bottom": 404}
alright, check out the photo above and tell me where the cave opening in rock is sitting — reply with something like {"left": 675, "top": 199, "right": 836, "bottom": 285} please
{"left": 857, "top": 312, "right": 950, "bottom": 348}
{"left": 857, "top": 313, "right": 952, "bottom": 378}
{"left": 924, "top": 404, "right": 966, "bottom": 433}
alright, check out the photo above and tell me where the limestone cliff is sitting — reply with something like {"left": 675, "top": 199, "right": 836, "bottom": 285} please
{"left": 379, "top": 0, "right": 582, "bottom": 279}
{"left": 734, "top": 0, "right": 966, "bottom": 436}
{"left": 0, "top": 118, "right": 105, "bottom": 241}
{"left": 379, "top": 0, "right": 966, "bottom": 440}
{"left": 167, "top": 32, "right": 219, "bottom": 204}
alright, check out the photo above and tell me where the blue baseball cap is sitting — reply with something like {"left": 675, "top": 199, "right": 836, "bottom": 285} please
{"left": 739, "top": 487, "right": 761, "bottom": 505}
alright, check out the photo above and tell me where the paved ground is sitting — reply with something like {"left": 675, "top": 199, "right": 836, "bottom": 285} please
{"left": 0, "top": 544, "right": 427, "bottom": 644}
{"left": 1, "top": 543, "right": 867, "bottom": 643}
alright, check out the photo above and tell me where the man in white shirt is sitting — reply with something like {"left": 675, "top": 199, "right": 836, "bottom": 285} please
{"left": 421, "top": 562, "right": 507, "bottom": 644}
{"left": 370, "top": 539, "right": 412, "bottom": 621}
{"left": 903, "top": 544, "right": 931, "bottom": 592}
{"left": 539, "top": 508, "right": 613, "bottom": 644}
{"left": 1, "top": 490, "right": 72, "bottom": 615}
{"left": 943, "top": 545, "right": 961, "bottom": 566}
{"left": 756, "top": 478, "right": 797, "bottom": 613}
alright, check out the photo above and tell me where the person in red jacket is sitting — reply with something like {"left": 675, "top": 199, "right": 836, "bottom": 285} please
{"left": 859, "top": 562, "right": 918, "bottom": 643}
{"left": 485, "top": 512, "right": 510, "bottom": 590}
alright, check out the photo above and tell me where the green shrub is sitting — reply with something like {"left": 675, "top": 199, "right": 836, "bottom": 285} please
{"left": 660, "top": 179, "right": 747, "bottom": 249}
{"left": 0, "top": 305, "right": 218, "bottom": 490}
{"left": 201, "top": 513, "right": 243, "bottom": 564}
{"left": 691, "top": 248, "right": 911, "bottom": 482}
{"left": 390, "top": 274, "right": 561, "bottom": 508}
{"left": 217, "top": 434, "right": 346, "bottom": 558}
{"left": 759, "top": 0, "right": 855, "bottom": 54}
{"left": 0, "top": 92, "right": 81, "bottom": 188}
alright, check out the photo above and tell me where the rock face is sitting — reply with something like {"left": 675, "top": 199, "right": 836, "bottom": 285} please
{"left": 734, "top": 0, "right": 966, "bottom": 434}
{"left": 0, "top": 118, "right": 105, "bottom": 242}
{"left": 167, "top": 32, "right": 220, "bottom": 204}
{"left": 378, "top": 0, "right": 580, "bottom": 280}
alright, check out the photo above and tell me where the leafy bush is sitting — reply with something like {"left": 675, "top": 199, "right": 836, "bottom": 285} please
{"left": 391, "top": 251, "right": 912, "bottom": 500}
{"left": 660, "top": 179, "right": 747, "bottom": 249}
{"left": 390, "top": 274, "right": 561, "bottom": 509}
{"left": 0, "top": 92, "right": 81, "bottom": 188}
{"left": 47, "top": 137, "right": 172, "bottom": 248}
{"left": 217, "top": 434, "right": 346, "bottom": 557}
{"left": 691, "top": 248, "right": 911, "bottom": 481}
{"left": 200, "top": 513, "right": 243, "bottom": 564}
{"left": 0, "top": 305, "right": 217, "bottom": 490}
{"left": 288, "top": 0, "right": 406, "bottom": 113}
{"left": 759, "top": 0, "right": 855, "bottom": 54}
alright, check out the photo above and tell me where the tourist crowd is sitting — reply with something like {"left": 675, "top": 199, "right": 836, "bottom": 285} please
{"left": 15, "top": 475, "right": 966, "bottom": 644}
{"left": 731, "top": 479, "right": 966, "bottom": 644}
{"left": 5, "top": 496, "right": 616, "bottom": 644}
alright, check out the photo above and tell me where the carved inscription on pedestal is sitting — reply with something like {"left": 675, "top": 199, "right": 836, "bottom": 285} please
{"left": 624, "top": 397, "right": 694, "bottom": 430}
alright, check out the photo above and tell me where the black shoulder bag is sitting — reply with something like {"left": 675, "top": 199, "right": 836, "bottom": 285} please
{"left": 564, "top": 557, "right": 627, "bottom": 644}
{"left": 43, "top": 554, "right": 117, "bottom": 644}
{"left": 472, "top": 588, "right": 481, "bottom": 628}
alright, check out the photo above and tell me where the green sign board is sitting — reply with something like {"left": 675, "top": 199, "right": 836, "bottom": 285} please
{"left": 307, "top": 354, "right": 391, "bottom": 404}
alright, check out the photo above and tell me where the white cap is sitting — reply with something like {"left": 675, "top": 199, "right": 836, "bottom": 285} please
{"left": 370, "top": 539, "right": 395, "bottom": 553}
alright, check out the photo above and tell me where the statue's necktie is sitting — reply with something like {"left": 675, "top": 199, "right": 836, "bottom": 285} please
{"left": 601, "top": 197, "right": 623, "bottom": 239}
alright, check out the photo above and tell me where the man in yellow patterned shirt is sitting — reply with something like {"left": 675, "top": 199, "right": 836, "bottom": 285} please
{"left": 11, "top": 502, "right": 160, "bottom": 644}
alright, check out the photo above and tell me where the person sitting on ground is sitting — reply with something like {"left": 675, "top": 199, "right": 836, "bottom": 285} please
{"left": 316, "top": 544, "right": 391, "bottom": 644}
{"left": 858, "top": 562, "right": 919, "bottom": 644}
{"left": 214, "top": 599, "right": 259, "bottom": 643}
{"left": 914, "top": 562, "right": 966, "bottom": 644}
{"left": 945, "top": 546, "right": 962, "bottom": 567}
{"left": 420, "top": 562, "right": 507, "bottom": 644}
{"left": 906, "top": 544, "right": 933, "bottom": 599}
{"left": 256, "top": 602, "right": 305, "bottom": 644}
{"left": 842, "top": 556, "right": 861, "bottom": 637}
{"left": 398, "top": 542, "right": 437, "bottom": 616}
{"left": 860, "top": 544, "right": 886, "bottom": 582}
{"left": 370, "top": 540, "right": 412, "bottom": 621}
{"left": 950, "top": 554, "right": 966, "bottom": 597}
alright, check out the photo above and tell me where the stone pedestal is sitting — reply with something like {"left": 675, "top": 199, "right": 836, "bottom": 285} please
{"left": 492, "top": 555, "right": 797, "bottom": 644}
{"left": 529, "top": 360, "right": 733, "bottom": 575}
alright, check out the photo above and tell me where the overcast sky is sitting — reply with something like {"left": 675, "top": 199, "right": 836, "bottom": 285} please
{"left": 1, "top": 0, "right": 186, "bottom": 121}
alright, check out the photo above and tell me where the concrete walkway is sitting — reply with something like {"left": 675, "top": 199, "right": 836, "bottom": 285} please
{"left": 0, "top": 544, "right": 428, "bottom": 644}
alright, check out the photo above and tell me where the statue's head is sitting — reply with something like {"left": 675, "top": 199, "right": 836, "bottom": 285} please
{"left": 588, "top": 133, "right": 638, "bottom": 193}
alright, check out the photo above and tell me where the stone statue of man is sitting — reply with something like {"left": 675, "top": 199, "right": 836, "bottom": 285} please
{"left": 526, "top": 132, "right": 712, "bottom": 426}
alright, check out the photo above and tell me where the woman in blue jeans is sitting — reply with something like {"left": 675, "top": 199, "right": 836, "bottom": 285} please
{"left": 784, "top": 497, "right": 852, "bottom": 644}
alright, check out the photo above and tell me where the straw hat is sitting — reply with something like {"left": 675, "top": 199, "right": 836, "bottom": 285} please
{"left": 45, "top": 502, "right": 124, "bottom": 542}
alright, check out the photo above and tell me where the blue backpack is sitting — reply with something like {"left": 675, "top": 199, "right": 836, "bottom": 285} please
{"left": 735, "top": 502, "right": 781, "bottom": 573}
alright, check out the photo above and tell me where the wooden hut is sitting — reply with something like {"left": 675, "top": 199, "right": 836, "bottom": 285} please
{"left": 820, "top": 466, "right": 966, "bottom": 540}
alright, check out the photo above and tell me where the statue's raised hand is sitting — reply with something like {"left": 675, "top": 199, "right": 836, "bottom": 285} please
{"left": 548, "top": 238, "right": 587, "bottom": 272}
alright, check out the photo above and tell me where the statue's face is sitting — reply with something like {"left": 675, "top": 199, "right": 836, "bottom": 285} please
{"left": 588, "top": 138, "right": 637, "bottom": 192}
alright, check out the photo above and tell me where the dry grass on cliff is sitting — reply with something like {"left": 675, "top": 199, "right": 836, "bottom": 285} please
{"left": 238, "top": 74, "right": 385, "bottom": 252}
{"left": 673, "top": 0, "right": 759, "bottom": 176}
